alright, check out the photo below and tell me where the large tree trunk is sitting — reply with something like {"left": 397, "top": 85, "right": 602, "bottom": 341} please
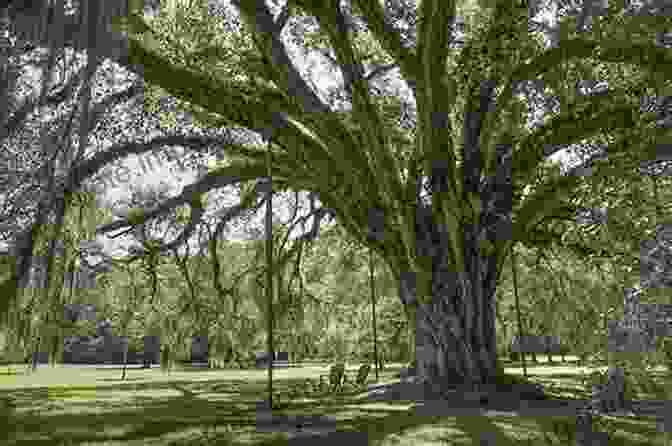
{"left": 395, "top": 137, "right": 512, "bottom": 394}
{"left": 31, "top": 335, "right": 42, "bottom": 372}
{"left": 49, "top": 327, "right": 62, "bottom": 368}
{"left": 398, "top": 258, "right": 500, "bottom": 394}
{"left": 143, "top": 335, "right": 159, "bottom": 368}
{"left": 161, "top": 344, "right": 171, "bottom": 374}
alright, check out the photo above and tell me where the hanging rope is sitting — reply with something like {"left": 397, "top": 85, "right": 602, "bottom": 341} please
{"left": 369, "top": 245, "right": 379, "bottom": 380}
{"left": 264, "top": 136, "right": 275, "bottom": 411}
{"left": 511, "top": 243, "right": 527, "bottom": 378}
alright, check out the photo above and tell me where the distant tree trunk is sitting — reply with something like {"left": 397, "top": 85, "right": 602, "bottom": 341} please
{"left": 263, "top": 144, "right": 274, "bottom": 410}
{"left": 369, "top": 245, "right": 380, "bottom": 380}
{"left": 161, "top": 344, "right": 171, "bottom": 374}
{"left": 143, "top": 335, "right": 159, "bottom": 368}
{"left": 50, "top": 330, "right": 61, "bottom": 368}
{"left": 30, "top": 336, "right": 41, "bottom": 372}
{"left": 545, "top": 336, "right": 554, "bottom": 364}
{"left": 404, "top": 305, "right": 417, "bottom": 370}
{"left": 120, "top": 337, "right": 128, "bottom": 380}
{"left": 579, "top": 351, "right": 590, "bottom": 367}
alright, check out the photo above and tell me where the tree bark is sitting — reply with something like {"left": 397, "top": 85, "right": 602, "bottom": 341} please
{"left": 398, "top": 254, "right": 500, "bottom": 394}
{"left": 396, "top": 133, "right": 513, "bottom": 394}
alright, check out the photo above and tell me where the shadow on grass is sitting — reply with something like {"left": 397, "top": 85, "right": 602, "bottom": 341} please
{"left": 0, "top": 363, "right": 667, "bottom": 446}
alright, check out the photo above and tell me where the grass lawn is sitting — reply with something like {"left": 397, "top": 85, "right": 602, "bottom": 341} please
{"left": 0, "top": 358, "right": 669, "bottom": 445}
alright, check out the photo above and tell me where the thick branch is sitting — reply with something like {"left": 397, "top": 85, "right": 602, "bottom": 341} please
{"left": 231, "top": 0, "right": 371, "bottom": 196}
{"left": 95, "top": 161, "right": 269, "bottom": 238}
{"left": 231, "top": 0, "right": 329, "bottom": 116}
{"left": 352, "top": 0, "right": 419, "bottom": 94}
{"left": 70, "top": 134, "right": 261, "bottom": 190}
{"left": 514, "top": 87, "right": 657, "bottom": 179}
{"left": 298, "top": 1, "right": 401, "bottom": 210}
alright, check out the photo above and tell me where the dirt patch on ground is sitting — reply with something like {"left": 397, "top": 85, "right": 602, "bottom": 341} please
{"left": 357, "top": 377, "right": 545, "bottom": 402}
{"left": 355, "top": 378, "right": 659, "bottom": 420}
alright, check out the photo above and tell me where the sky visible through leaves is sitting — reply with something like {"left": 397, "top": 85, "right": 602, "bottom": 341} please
{"left": 3, "top": 0, "right": 588, "bottom": 259}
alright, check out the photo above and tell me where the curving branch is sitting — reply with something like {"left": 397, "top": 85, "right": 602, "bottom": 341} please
{"left": 86, "top": 81, "right": 145, "bottom": 131}
{"left": 231, "top": 0, "right": 328, "bottom": 115}
{"left": 364, "top": 63, "right": 399, "bottom": 82}
{"left": 514, "top": 84, "right": 660, "bottom": 181}
{"left": 7, "top": 1, "right": 377, "bottom": 239}
{"left": 352, "top": 0, "right": 419, "bottom": 93}
{"left": 231, "top": 0, "right": 371, "bottom": 193}
{"left": 8, "top": 2, "right": 333, "bottom": 165}
{"left": 498, "top": 33, "right": 672, "bottom": 177}
{"left": 295, "top": 1, "right": 402, "bottom": 207}
{"left": 273, "top": 2, "right": 292, "bottom": 33}
{"left": 208, "top": 188, "right": 266, "bottom": 245}
{"left": 69, "top": 133, "right": 264, "bottom": 190}
{"left": 94, "top": 161, "right": 270, "bottom": 252}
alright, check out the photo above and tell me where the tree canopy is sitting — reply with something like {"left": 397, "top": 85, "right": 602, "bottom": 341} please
{"left": 2, "top": 0, "right": 672, "bottom": 388}
{"left": 80, "top": 0, "right": 671, "bottom": 296}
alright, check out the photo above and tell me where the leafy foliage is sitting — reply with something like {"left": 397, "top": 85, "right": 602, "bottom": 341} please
{"left": 3, "top": 0, "right": 672, "bottom": 392}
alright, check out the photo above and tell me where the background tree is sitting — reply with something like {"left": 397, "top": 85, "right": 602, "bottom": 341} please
{"left": 4, "top": 0, "right": 672, "bottom": 396}
{"left": 98, "top": 1, "right": 672, "bottom": 392}
{"left": 96, "top": 257, "right": 148, "bottom": 380}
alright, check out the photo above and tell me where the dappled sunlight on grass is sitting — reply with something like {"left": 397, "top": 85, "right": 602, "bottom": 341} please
{"left": 0, "top": 361, "right": 668, "bottom": 445}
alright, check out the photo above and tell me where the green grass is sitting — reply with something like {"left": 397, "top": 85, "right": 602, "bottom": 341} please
{"left": 0, "top": 359, "right": 669, "bottom": 445}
